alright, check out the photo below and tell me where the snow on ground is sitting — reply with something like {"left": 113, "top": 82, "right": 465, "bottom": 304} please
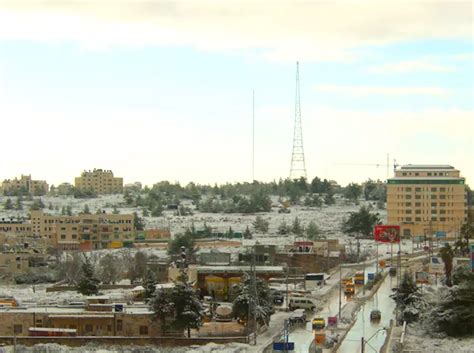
{"left": 0, "top": 194, "right": 386, "bottom": 242}
{"left": 2, "top": 342, "right": 249, "bottom": 353}
{"left": 401, "top": 328, "right": 474, "bottom": 353}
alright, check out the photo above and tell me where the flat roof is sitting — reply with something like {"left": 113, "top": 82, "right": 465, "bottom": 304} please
{"left": 389, "top": 177, "right": 463, "bottom": 181}
{"left": 193, "top": 265, "right": 284, "bottom": 273}
{"left": 399, "top": 164, "right": 455, "bottom": 170}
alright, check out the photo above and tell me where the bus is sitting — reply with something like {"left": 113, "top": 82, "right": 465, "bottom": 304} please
{"left": 354, "top": 271, "right": 365, "bottom": 285}
{"left": 304, "top": 273, "right": 326, "bottom": 290}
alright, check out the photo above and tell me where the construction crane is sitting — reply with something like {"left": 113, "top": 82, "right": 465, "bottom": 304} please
{"left": 334, "top": 155, "right": 399, "bottom": 180}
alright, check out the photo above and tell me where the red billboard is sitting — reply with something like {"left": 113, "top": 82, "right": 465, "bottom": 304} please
{"left": 374, "top": 225, "right": 400, "bottom": 243}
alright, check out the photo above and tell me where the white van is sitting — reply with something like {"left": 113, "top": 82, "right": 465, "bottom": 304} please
{"left": 289, "top": 297, "right": 317, "bottom": 311}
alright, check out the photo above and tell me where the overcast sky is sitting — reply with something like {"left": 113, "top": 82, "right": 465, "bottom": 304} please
{"left": 0, "top": 1, "right": 472, "bottom": 187}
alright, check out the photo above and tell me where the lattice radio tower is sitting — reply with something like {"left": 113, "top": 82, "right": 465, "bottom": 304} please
{"left": 289, "top": 61, "right": 307, "bottom": 180}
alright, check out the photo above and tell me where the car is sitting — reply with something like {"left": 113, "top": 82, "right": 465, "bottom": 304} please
{"left": 270, "top": 289, "right": 284, "bottom": 305}
{"left": 389, "top": 267, "right": 397, "bottom": 276}
{"left": 289, "top": 309, "right": 307, "bottom": 325}
{"left": 289, "top": 297, "right": 317, "bottom": 311}
{"left": 370, "top": 309, "right": 381, "bottom": 321}
{"left": 344, "top": 283, "right": 355, "bottom": 295}
{"left": 312, "top": 317, "right": 325, "bottom": 330}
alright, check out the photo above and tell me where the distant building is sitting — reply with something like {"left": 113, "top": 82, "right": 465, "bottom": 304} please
{"left": 124, "top": 182, "right": 142, "bottom": 192}
{"left": 30, "top": 210, "right": 134, "bottom": 250}
{"left": 1, "top": 175, "right": 48, "bottom": 195}
{"left": 75, "top": 169, "right": 123, "bottom": 195}
{"left": 387, "top": 165, "right": 468, "bottom": 238}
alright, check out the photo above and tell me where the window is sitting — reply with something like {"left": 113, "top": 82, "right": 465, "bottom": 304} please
{"left": 139, "top": 326, "right": 149, "bottom": 335}
{"left": 431, "top": 195, "right": 437, "bottom": 199}
{"left": 431, "top": 202, "right": 437, "bottom": 207}
{"left": 61, "top": 234, "right": 66, "bottom": 239}
{"left": 405, "top": 217, "right": 412, "bottom": 222}
{"left": 406, "top": 195, "right": 412, "bottom": 199}
{"left": 405, "top": 202, "right": 411, "bottom": 207}
{"left": 431, "top": 217, "right": 437, "bottom": 221}
{"left": 440, "top": 195, "right": 446, "bottom": 199}
{"left": 428, "top": 172, "right": 432, "bottom": 176}
{"left": 85, "top": 324, "right": 93, "bottom": 332}
{"left": 402, "top": 172, "right": 407, "bottom": 176}
{"left": 440, "top": 202, "right": 446, "bottom": 207}
{"left": 69, "top": 325, "right": 76, "bottom": 330}
{"left": 117, "top": 320, "right": 123, "bottom": 331}
{"left": 415, "top": 210, "right": 421, "bottom": 214}
{"left": 440, "top": 187, "right": 446, "bottom": 192}
{"left": 14, "top": 325, "right": 22, "bottom": 334}
{"left": 440, "top": 217, "right": 446, "bottom": 222}
{"left": 406, "top": 210, "right": 412, "bottom": 214}
{"left": 415, "top": 202, "right": 421, "bottom": 207}
{"left": 107, "top": 325, "right": 112, "bottom": 332}
{"left": 405, "top": 187, "right": 412, "bottom": 192}
{"left": 415, "top": 217, "right": 421, "bottom": 222}
{"left": 431, "top": 187, "right": 437, "bottom": 192}
{"left": 431, "top": 210, "right": 437, "bottom": 214}
{"left": 415, "top": 187, "right": 421, "bottom": 192}
{"left": 403, "top": 229, "right": 411, "bottom": 236}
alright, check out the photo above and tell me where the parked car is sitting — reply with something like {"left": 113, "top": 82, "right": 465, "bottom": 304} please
{"left": 289, "top": 297, "right": 317, "bottom": 311}
{"left": 289, "top": 309, "right": 307, "bottom": 325}
{"left": 389, "top": 267, "right": 397, "bottom": 276}
{"left": 270, "top": 289, "right": 284, "bottom": 305}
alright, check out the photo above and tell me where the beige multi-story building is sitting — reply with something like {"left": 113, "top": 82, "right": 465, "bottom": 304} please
{"left": 1, "top": 175, "right": 48, "bottom": 195}
{"left": 30, "top": 210, "right": 134, "bottom": 250}
{"left": 75, "top": 169, "right": 123, "bottom": 194}
{"left": 387, "top": 165, "right": 468, "bottom": 238}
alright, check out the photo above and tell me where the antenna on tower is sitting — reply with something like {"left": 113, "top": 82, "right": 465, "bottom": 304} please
{"left": 252, "top": 90, "right": 255, "bottom": 182}
{"left": 289, "top": 61, "right": 307, "bottom": 180}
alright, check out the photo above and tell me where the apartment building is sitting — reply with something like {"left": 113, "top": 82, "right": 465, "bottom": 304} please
{"left": 1, "top": 175, "right": 48, "bottom": 195}
{"left": 387, "top": 165, "right": 468, "bottom": 238}
{"left": 30, "top": 210, "right": 134, "bottom": 250}
{"left": 0, "top": 297, "right": 161, "bottom": 337}
{"left": 75, "top": 169, "right": 123, "bottom": 194}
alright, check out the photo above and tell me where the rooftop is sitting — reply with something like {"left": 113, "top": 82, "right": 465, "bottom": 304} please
{"left": 399, "top": 164, "right": 456, "bottom": 170}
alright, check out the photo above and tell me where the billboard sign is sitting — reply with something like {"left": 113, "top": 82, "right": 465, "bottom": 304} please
{"left": 435, "top": 231, "right": 446, "bottom": 238}
{"left": 273, "top": 342, "right": 294, "bottom": 351}
{"left": 374, "top": 225, "right": 400, "bottom": 243}
{"left": 413, "top": 235, "right": 425, "bottom": 244}
{"left": 415, "top": 271, "right": 429, "bottom": 284}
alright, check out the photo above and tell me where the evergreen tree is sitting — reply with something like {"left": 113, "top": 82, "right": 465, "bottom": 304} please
{"left": 150, "top": 288, "right": 174, "bottom": 335}
{"left": 243, "top": 226, "right": 252, "bottom": 239}
{"left": 128, "top": 251, "right": 148, "bottom": 284}
{"left": 170, "top": 271, "right": 203, "bottom": 337}
{"left": 77, "top": 256, "right": 100, "bottom": 296}
{"left": 390, "top": 271, "right": 424, "bottom": 323}
{"left": 232, "top": 273, "right": 273, "bottom": 326}
{"left": 291, "top": 217, "right": 304, "bottom": 235}
{"left": 112, "top": 206, "right": 120, "bottom": 214}
{"left": 143, "top": 269, "right": 158, "bottom": 302}
{"left": 440, "top": 244, "right": 454, "bottom": 287}
{"left": 4, "top": 198, "right": 13, "bottom": 210}
{"left": 61, "top": 206, "right": 66, "bottom": 215}
{"left": 142, "top": 208, "right": 149, "bottom": 217}
{"left": 96, "top": 208, "right": 103, "bottom": 215}
{"left": 252, "top": 215, "right": 269, "bottom": 233}
{"left": 15, "top": 197, "right": 23, "bottom": 210}
{"left": 98, "top": 253, "right": 120, "bottom": 285}
{"left": 82, "top": 204, "right": 91, "bottom": 214}
{"left": 277, "top": 220, "right": 290, "bottom": 235}
{"left": 151, "top": 203, "right": 164, "bottom": 217}
{"left": 306, "top": 221, "right": 322, "bottom": 239}
{"left": 344, "top": 183, "right": 362, "bottom": 202}
{"left": 66, "top": 205, "right": 73, "bottom": 216}
{"left": 133, "top": 212, "right": 145, "bottom": 231}
{"left": 342, "top": 206, "right": 381, "bottom": 237}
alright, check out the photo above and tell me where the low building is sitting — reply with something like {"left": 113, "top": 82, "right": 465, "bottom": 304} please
{"left": 75, "top": 169, "right": 123, "bottom": 195}
{"left": 1, "top": 175, "right": 48, "bottom": 196}
{"left": 0, "top": 297, "right": 161, "bottom": 337}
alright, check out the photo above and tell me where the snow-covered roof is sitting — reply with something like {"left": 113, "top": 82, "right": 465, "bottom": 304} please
{"left": 192, "top": 265, "right": 284, "bottom": 274}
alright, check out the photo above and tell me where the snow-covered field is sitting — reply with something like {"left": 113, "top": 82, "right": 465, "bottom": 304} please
{"left": 0, "top": 194, "right": 386, "bottom": 239}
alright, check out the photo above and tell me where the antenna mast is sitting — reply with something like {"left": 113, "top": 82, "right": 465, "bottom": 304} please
{"left": 289, "top": 61, "right": 307, "bottom": 180}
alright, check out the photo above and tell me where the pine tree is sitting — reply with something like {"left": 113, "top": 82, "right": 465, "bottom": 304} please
{"left": 243, "top": 226, "right": 252, "bottom": 239}
{"left": 306, "top": 221, "right": 321, "bottom": 239}
{"left": 66, "top": 205, "right": 73, "bottom": 216}
{"left": 143, "top": 269, "right": 158, "bottom": 302}
{"left": 77, "top": 256, "right": 100, "bottom": 296}
{"left": 150, "top": 288, "right": 174, "bottom": 335}
{"left": 4, "top": 198, "right": 13, "bottom": 210}
{"left": 15, "top": 197, "right": 23, "bottom": 210}
{"left": 61, "top": 206, "right": 66, "bottom": 215}
{"left": 48, "top": 202, "right": 54, "bottom": 210}
{"left": 112, "top": 206, "right": 120, "bottom": 214}
{"left": 82, "top": 204, "right": 91, "bottom": 214}
{"left": 170, "top": 271, "right": 203, "bottom": 337}
{"left": 291, "top": 217, "right": 304, "bottom": 235}
{"left": 252, "top": 216, "right": 269, "bottom": 233}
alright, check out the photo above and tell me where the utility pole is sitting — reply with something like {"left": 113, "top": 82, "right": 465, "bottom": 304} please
{"left": 361, "top": 337, "right": 365, "bottom": 353}
{"left": 285, "top": 265, "right": 289, "bottom": 312}
{"left": 249, "top": 245, "right": 258, "bottom": 345}
{"left": 252, "top": 90, "right": 255, "bottom": 182}
{"left": 338, "top": 264, "right": 342, "bottom": 320}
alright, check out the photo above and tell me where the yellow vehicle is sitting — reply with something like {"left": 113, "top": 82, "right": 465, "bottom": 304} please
{"left": 354, "top": 271, "right": 365, "bottom": 285}
{"left": 312, "top": 317, "right": 325, "bottom": 330}
{"left": 342, "top": 276, "right": 353, "bottom": 285}
{"left": 344, "top": 283, "right": 355, "bottom": 295}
